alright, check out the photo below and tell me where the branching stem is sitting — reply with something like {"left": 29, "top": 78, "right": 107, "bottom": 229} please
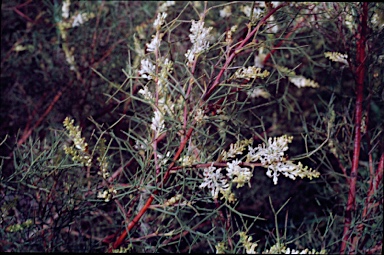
{"left": 340, "top": 2, "right": 368, "bottom": 254}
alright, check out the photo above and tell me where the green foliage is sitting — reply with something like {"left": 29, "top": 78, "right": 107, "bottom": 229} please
{"left": 1, "top": 1, "right": 382, "bottom": 253}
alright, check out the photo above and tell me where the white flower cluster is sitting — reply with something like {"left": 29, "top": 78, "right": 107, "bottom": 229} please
{"left": 62, "top": 0, "right": 70, "bottom": 19}
{"left": 158, "top": 1, "right": 175, "bottom": 13}
{"left": 219, "top": 6, "right": 232, "bottom": 18}
{"left": 63, "top": 117, "right": 92, "bottom": 167}
{"left": 262, "top": 243, "right": 326, "bottom": 254}
{"left": 199, "top": 164, "right": 229, "bottom": 199}
{"left": 194, "top": 108, "right": 208, "bottom": 124}
{"left": 157, "top": 58, "right": 173, "bottom": 87}
{"left": 138, "top": 58, "right": 174, "bottom": 140}
{"left": 138, "top": 57, "right": 172, "bottom": 93}
{"left": 97, "top": 187, "right": 117, "bottom": 202}
{"left": 324, "top": 51, "right": 349, "bottom": 65}
{"left": 151, "top": 109, "right": 165, "bottom": 138}
{"left": 241, "top": 5, "right": 263, "bottom": 21}
{"left": 215, "top": 242, "right": 227, "bottom": 254}
{"left": 225, "top": 25, "right": 238, "bottom": 44}
{"left": 97, "top": 155, "right": 109, "bottom": 179}
{"left": 275, "top": 65, "right": 319, "bottom": 89}
{"left": 65, "top": 53, "right": 76, "bottom": 71}
{"left": 200, "top": 135, "right": 320, "bottom": 199}
{"left": 227, "top": 159, "right": 253, "bottom": 188}
{"left": 146, "top": 11, "right": 168, "bottom": 53}
{"left": 139, "top": 59, "right": 155, "bottom": 80}
{"left": 266, "top": 15, "right": 279, "bottom": 34}
{"left": 157, "top": 151, "right": 171, "bottom": 166}
{"left": 185, "top": 20, "right": 213, "bottom": 64}
{"left": 221, "top": 138, "right": 253, "bottom": 160}
{"left": 288, "top": 76, "right": 320, "bottom": 89}
{"left": 345, "top": 13, "right": 356, "bottom": 33}
{"left": 234, "top": 66, "right": 270, "bottom": 79}
{"left": 134, "top": 138, "right": 149, "bottom": 151}
{"left": 61, "top": 0, "right": 94, "bottom": 28}
{"left": 248, "top": 135, "right": 292, "bottom": 165}
{"left": 200, "top": 138, "right": 254, "bottom": 201}
{"left": 72, "top": 13, "right": 92, "bottom": 27}
{"left": 254, "top": 47, "right": 266, "bottom": 68}
{"left": 248, "top": 135, "right": 320, "bottom": 185}
{"left": 63, "top": 117, "right": 88, "bottom": 152}
{"left": 137, "top": 13, "right": 176, "bottom": 145}
{"left": 146, "top": 34, "right": 162, "bottom": 52}
{"left": 247, "top": 87, "right": 270, "bottom": 99}
{"left": 153, "top": 12, "right": 167, "bottom": 30}
{"left": 239, "top": 232, "right": 258, "bottom": 254}
{"left": 371, "top": 12, "right": 384, "bottom": 30}
{"left": 138, "top": 85, "right": 153, "bottom": 100}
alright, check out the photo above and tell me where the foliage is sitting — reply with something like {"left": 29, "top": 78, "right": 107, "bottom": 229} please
{"left": 1, "top": 1, "right": 383, "bottom": 253}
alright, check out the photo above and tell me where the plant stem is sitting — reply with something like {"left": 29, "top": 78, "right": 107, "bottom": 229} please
{"left": 340, "top": 2, "right": 368, "bottom": 254}
{"left": 202, "top": 2, "right": 288, "bottom": 101}
{"left": 109, "top": 127, "right": 194, "bottom": 251}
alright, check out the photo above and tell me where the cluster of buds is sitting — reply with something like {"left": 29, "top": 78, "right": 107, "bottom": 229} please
{"left": 239, "top": 232, "right": 258, "bottom": 254}
{"left": 185, "top": 19, "right": 213, "bottom": 65}
{"left": 233, "top": 66, "right": 270, "bottom": 80}
{"left": 276, "top": 65, "right": 320, "bottom": 89}
{"left": 248, "top": 135, "right": 320, "bottom": 185}
{"left": 63, "top": 117, "right": 92, "bottom": 167}
{"left": 262, "top": 243, "right": 327, "bottom": 254}
{"left": 97, "top": 187, "right": 117, "bottom": 203}
{"left": 324, "top": 51, "right": 349, "bottom": 65}
{"left": 63, "top": 118, "right": 115, "bottom": 202}
{"left": 200, "top": 135, "right": 321, "bottom": 201}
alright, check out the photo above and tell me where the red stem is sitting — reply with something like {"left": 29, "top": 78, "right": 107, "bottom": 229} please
{"left": 352, "top": 152, "right": 384, "bottom": 252}
{"left": 16, "top": 89, "right": 63, "bottom": 147}
{"left": 109, "top": 127, "right": 194, "bottom": 251}
{"left": 202, "top": 3, "right": 288, "bottom": 101}
{"left": 108, "top": 4, "right": 289, "bottom": 251}
{"left": 340, "top": 2, "right": 368, "bottom": 254}
{"left": 262, "top": 20, "right": 304, "bottom": 66}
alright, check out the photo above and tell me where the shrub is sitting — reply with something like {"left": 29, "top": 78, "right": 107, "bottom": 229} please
{"left": 1, "top": 1, "right": 382, "bottom": 253}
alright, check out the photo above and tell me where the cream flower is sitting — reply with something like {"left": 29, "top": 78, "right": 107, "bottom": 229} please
{"left": 289, "top": 76, "right": 320, "bottom": 88}
{"left": 247, "top": 87, "right": 270, "bottom": 99}
{"left": 234, "top": 66, "right": 270, "bottom": 79}
{"left": 158, "top": 1, "right": 175, "bottom": 12}
{"left": 139, "top": 58, "right": 155, "bottom": 80}
{"left": 199, "top": 164, "right": 229, "bottom": 199}
{"left": 62, "top": 0, "right": 70, "bottom": 19}
{"left": 324, "top": 52, "right": 349, "bottom": 65}
{"left": 220, "top": 6, "right": 232, "bottom": 18}
{"left": 185, "top": 20, "right": 213, "bottom": 64}
{"left": 146, "top": 34, "right": 161, "bottom": 52}
{"left": 248, "top": 135, "right": 320, "bottom": 185}
{"left": 248, "top": 135, "right": 292, "bottom": 165}
{"left": 153, "top": 12, "right": 167, "bottom": 29}
{"left": 226, "top": 159, "right": 253, "bottom": 188}
{"left": 151, "top": 109, "right": 165, "bottom": 138}
{"left": 138, "top": 85, "right": 154, "bottom": 100}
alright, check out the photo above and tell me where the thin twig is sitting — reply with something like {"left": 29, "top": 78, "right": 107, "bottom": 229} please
{"left": 202, "top": 3, "right": 288, "bottom": 101}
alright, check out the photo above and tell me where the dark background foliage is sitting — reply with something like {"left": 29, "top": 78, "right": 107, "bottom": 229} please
{"left": 1, "top": 1, "right": 382, "bottom": 253}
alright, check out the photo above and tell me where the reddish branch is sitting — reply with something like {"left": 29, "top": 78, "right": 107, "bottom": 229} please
{"left": 262, "top": 20, "right": 304, "bottom": 66}
{"left": 202, "top": 3, "right": 288, "bottom": 101}
{"left": 109, "top": 127, "right": 194, "bottom": 251}
{"left": 16, "top": 89, "right": 63, "bottom": 147}
{"left": 108, "top": 3, "right": 289, "bottom": 251}
{"left": 352, "top": 152, "right": 384, "bottom": 252}
{"left": 340, "top": 2, "right": 368, "bottom": 254}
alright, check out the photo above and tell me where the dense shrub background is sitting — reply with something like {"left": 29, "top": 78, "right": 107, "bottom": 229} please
{"left": 1, "top": 1, "right": 382, "bottom": 253}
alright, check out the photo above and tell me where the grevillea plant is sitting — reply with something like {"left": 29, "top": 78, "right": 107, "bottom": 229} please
{"left": 1, "top": 1, "right": 382, "bottom": 253}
